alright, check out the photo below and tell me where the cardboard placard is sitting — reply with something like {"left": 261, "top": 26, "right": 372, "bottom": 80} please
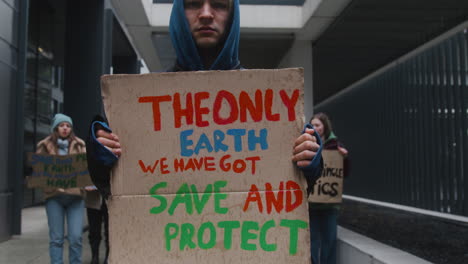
{"left": 308, "top": 150, "right": 344, "bottom": 203}
{"left": 27, "top": 153, "right": 92, "bottom": 189}
{"left": 102, "top": 69, "right": 310, "bottom": 263}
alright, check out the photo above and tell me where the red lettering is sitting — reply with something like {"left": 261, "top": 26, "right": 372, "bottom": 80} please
{"left": 138, "top": 95, "right": 172, "bottom": 131}
{"left": 285, "top": 181, "right": 303, "bottom": 212}
{"left": 193, "top": 157, "right": 204, "bottom": 170}
{"left": 174, "top": 157, "right": 217, "bottom": 172}
{"left": 185, "top": 158, "right": 196, "bottom": 171}
{"left": 265, "top": 89, "right": 280, "bottom": 121}
{"left": 174, "top": 158, "right": 184, "bottom": 172}
{"left": 280, "top": 89, "right": 299, "bottom": 121}
{"left": 213, "top": 90, "right": 238, "bottom": 125}
{"left": 239, "top": 90, "right": 262, "bottom": 122}
{"left": 204, "top": 157, "right": 216, "bottom": 171}
{"left": 195, "top": 92, "right": 210, "bottom": 127}
{"left": 160, "top": 158, "right": 170, "bottom": 174}
{"left": 138, "top": 158, "right": 170, "bottom": 174}
{"left": 232, "top": 159, "right": 246, "bottom": 173}
{"left": 243, "top": 184, "right": 263, "bottom": 212}
{"left": 173, "top": 93, "right": 194, "bottom": 128}
{"left": 138, "top": 159, "right": 159, "bottom": 174}
{"left": 265, "top": 182, "right": 284, "bottom": 214}
{"left": 219, "top": 155, "right": 231, "bottom": 172}
{"left": 245, "top": 156, "right": 260, "bottom": 174}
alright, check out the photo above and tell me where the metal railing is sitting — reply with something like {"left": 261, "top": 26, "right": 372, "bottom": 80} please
{"left": 315, "top": 24, "right": 468, "bottom": 216}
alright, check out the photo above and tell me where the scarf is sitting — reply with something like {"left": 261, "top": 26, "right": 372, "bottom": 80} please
{"left": 57, "top": 138, "right": 69, "bottom": 155}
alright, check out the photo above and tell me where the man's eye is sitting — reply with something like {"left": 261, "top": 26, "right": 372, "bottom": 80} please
{"left": 185, "top": 1, "right": 202, "bottom": 9}
{"left": 212, "top": 1, "right": 228, "bottom": 10}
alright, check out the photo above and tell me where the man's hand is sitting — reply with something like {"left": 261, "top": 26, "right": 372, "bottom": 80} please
{"left": 292, "top": 128, "right": 320, "bottom": 167}
{"left": 96, "top": 129, "right": 121, "bottom": 157}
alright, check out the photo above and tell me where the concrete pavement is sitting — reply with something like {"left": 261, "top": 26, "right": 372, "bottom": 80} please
{"left": 0, "top": 205, "right": 432, "bottom": 264}
{"left": 0, "top": 206, "right": 105, "bottom": 264}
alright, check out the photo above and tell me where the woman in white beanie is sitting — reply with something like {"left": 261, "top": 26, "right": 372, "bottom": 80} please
{"left": 36, "top": 113, "right": 86, "bottom": 264}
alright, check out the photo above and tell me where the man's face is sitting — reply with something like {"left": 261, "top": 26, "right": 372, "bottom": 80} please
{"left": 184, "top": 0, "right": 231, "bottom": 49}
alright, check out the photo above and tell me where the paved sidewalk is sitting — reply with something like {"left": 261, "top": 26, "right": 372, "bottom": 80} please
{"left": 0, "top": 206, "right": 104, "bottom": 264}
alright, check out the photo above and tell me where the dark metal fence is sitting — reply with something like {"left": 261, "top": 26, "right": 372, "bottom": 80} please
{"left": 315, "top": 26, "right": 468, "bottom": 216}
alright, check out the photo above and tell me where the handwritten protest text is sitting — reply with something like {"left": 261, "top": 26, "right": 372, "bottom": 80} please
{"left": 138, "top": 89, "right": 300, "bottom": 131}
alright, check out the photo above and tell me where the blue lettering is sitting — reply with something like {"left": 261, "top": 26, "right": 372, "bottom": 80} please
{"left": 248, "top": 129, "right": 268, "bottom": 151}
{"left": 31, "top": 154, "right": 53, "bottom": 165}
{"left": 180, "top": 129, "right": 194, "bottom": 157}
{"left": 194, "top": 133, "right": 213, "bottom": 155}
{"left": 227, "top": 129, "right": 246, "bottom": 152}
{"left": 179, "top": 128, "right": 269, "bottom": 157}
{"left": 214, "top": 130, "right": 228, "bottom": 152}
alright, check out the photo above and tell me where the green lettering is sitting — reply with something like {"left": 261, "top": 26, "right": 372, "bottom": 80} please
{"left": 218, "top": 221, "right": 240, "bottom": 249}
{"left": 55, "top": 179, "right": 63, "bottom": 188}
{"left": 169, "top": 184, "right": 193, "bottom": 215}
{"left": 198, "top": 222, "right": 216, "bottom": 249}
{"left": 280, "top": 219, "right": 307, "bottom": 255}
{"left": 61, "top": 179, "right": 68, "bottom": 188}
{"left": 180, "top": 223, "right": 196, "bottom": 250}
{"left": 46, "top": 178, "right": 54, "bottom": 187}
{"left": 149, "top": 182, "right": 167, "bottom": 214}
{"left": 191, "top": 184, "right": 212, "bottom": 214}
{"left": 241, "top": 221, "right": 259, "bottom": 251}
{"left": 260, "top": 220, "right": 276, "bottom": 251}
{"left": 69, "top": 178, "right": 77, "bottom": 188}
{"left": 214, "top": 181, "right": 228, "bottom": 214}
{"left": 164, "top": 223, "right": 179, "bottom": 251}
{"left": 76, "top": 153, "right": 87, "bottom": 161}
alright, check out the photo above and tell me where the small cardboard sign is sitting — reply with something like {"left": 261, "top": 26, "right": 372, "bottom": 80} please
{"left": 308, "top": 150, "right": 344, "bottom": 203}
{"left": 102, "top": 69, "right": 310, "bottom": 263}
{"left": 27, "top": 153, "right": 92, "bottom": 189}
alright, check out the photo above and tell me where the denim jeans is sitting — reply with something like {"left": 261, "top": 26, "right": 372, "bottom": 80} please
{"left": 309, "top": 207, "right": 338, "bottom": 264}
{"left": 45, "top": 194, "right": 84, "bottom": 264}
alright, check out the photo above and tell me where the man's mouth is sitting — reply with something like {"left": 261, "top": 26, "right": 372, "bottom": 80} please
{"left": 197, "top": 26, "right": 216, "bottom": 33}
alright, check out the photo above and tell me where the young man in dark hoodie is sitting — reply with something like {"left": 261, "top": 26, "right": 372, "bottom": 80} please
{"left": 87, "top": 0, "right": 321, "bottom": 207}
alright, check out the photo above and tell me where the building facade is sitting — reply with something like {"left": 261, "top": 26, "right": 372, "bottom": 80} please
{"left": 0, "top": 0, "right": 141, "bottom": 242}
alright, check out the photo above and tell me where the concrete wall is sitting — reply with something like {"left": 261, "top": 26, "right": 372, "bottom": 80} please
{"left": 337, "top": 227, "right": 433, "bottom": 264}
{"left": 278, "top": 39, "right": 314, "bottom": 120}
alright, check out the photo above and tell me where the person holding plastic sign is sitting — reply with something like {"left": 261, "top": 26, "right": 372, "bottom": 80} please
{"left": 84, "top": 185, "right": 109, "bottom": 264}
{"left": 36, "top": 113, "right": 86, "bottom": 264}
{"left": 86, "top": 0, "right": 323, "bottom": 207}
{"left": 309, "top": 112, "right": 349, "bottom": 264}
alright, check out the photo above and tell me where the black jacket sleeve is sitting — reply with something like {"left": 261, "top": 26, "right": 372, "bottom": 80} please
{"left": 86, "top": 115, "right": 118, "bottom": 199}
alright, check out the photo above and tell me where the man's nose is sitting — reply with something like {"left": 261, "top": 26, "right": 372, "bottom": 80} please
{"left": 199, "top": 2, "right": 214, "bottom": 19}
